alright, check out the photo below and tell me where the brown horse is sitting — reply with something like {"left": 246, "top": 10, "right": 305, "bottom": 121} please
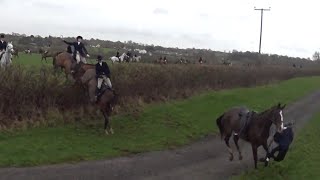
{"left": 42, "top": 51, "right": 58, "bottom": 63}
{"left": 222, "top": 61, "right": 232, "bottom": 66}
{"left": 216, "top": 103, "right": 285, "bottom": 169}
{"left": 53, "top": 52, "right": 74, "bottom": 80}
{"left": 72, "top": 62, "right": 118, "bottom": 134}
{"left": 155, "top": 56, "right": 168, "bottom": 64}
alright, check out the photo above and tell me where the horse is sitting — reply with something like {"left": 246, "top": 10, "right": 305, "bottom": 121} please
{"left": 42, "top": 51, "right": 57, "bottom": 63}
{"left": 175, "top": 58, "right": 183, "bottom": 64}
{"left": 0, "top": 42, "right": 14, "bottom": 68}
{"left": 53, "top": 52, "right": 74, "bottom": 80}
{"left": 216, "top": 103, "right": 286, "bottom": 169}
{"left": 110, "top": 53, "right": 129, "bottom": 64}
{"left": 155, "top": 57, "right": 168, "bottom": 64}
{"left": 132, "top": 55, "right": 141, "bottom": 62}
{"left": 72, "top": 62, "right": 118, "bottom": 134}
{"left": 24, "top": 49, "right": 32, "bottom": 55}
{"left": 222, "top": 61, "right": 232, "bottom": 66}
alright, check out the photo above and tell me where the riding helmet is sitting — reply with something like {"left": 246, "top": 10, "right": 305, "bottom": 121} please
{"left": 76, "top": 36, "right": 83, "bottom": 40}
{"left": 97, "top": 55, "right": 103, "bottom": 60}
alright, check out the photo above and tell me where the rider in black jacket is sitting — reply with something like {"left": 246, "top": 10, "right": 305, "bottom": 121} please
{"left": 95, "top": 55, "right": 112, "bottom": 100}
{"left": 63, "top": 36, "right": 89, "bottom": 63}
{"left": 0, "top": 34, "right": 7, "bottom": 52}
{"left": 263, "top": 123, "right": 294, "bottom": 165}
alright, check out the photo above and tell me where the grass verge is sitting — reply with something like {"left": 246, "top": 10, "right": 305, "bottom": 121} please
{"left": 233, "top": 111, "right": 320, "bottom": 180}
{"left": 0, "top": 77, "right": 320, "bottom": 167}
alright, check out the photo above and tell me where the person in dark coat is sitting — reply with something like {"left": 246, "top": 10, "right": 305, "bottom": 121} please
{"left": 116, "top": 50, "right": 120, "bottom": 57}
{"left": 199, "top": 57, "right": 203, "bottom": 64}
{"left": 264, "top": 123, "right": 294, "bottom": 163}
{"left": 95, "top": 55, "right": 112, "bottom": 100}
{"left": 0, "top": 34, "right": 7, "bottom": 52}
{"left": 115, "top": 49, "right": 121, "bottom": 63}
{"left": 66, "top": 45, "right": 73, "bottom": 54}
{"left": 63, "top": 36, "right": 89, "bottom": 63}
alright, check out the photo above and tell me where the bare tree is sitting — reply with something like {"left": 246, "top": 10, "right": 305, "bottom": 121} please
{"left": 312, "top": 51, "right": 320, "bottom": 61}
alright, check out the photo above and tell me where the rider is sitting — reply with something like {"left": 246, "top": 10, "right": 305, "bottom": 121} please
{"left": 264, "top": 123, "right": 294, "bottom": 163}
{"left": 63, "top": 36, "right": 89, "bottom": 64}
{"left": 116, "top": 49, "right": 120, "bottom": 62}
{"left": 95, "top": 55, "right": 112, "bottom": 100}
{"left": 0, "top": 34, "right": 7, "bottom": 53}
{"left": 126, "top": 51, "right": 131, "bottom": 57}
{"left": 199, "top": 57, "right": 203, "bottom": 64}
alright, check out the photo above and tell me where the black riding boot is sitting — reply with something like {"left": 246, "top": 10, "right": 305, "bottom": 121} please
{"left": 95, "top": 88, "right": 100, "bottom": 99}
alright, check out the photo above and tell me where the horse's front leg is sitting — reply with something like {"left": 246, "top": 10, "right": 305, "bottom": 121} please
{"left": 224, "top": 134, "right": 234, "bottom": 161}
{"left": 233, "top": 134, "right": 243, "bottom": 160}
{"left": 101, "top": 109, "right": 113, "bottom": 135}
{"left": 262, "top": 143, "right": 270, "bottom": 167}
{"left": 251, "top": 144, "right": 258, "bottom": 169}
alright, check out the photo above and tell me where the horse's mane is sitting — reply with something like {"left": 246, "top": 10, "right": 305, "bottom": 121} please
{"left": 252, "top": 105, "right": 277, "bottom": 122}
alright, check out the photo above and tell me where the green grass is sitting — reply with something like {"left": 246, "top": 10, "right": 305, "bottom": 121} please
{"left": 233, "top": 111, "right": 320, "bottom": 180}
{"left": 1, "top": 77, "right": 320, "bottom": 167}
{"left": 14, "top": 53, "right": 50, "bottom": 68}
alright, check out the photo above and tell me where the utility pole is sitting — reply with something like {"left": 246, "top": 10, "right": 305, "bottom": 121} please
{"left": 254, "top": 7, "right": 270, "bottom": 54}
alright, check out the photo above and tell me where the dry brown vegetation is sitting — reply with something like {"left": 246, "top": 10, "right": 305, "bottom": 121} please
{"left": 0, "top": 63, "right": 320, "bottom": 129}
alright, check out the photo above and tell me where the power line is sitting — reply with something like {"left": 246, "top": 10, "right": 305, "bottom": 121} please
{"left": 254, "top": 7, "right": 271, "bottom": 54}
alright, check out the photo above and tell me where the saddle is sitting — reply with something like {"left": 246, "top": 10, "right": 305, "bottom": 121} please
{"left": 238, "top": 110, "right": 256, "bottom": 140}
{"left": 96, "top": 84, "right": 114, "bottom": 102}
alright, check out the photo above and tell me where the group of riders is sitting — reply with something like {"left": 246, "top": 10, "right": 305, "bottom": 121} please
{"left": 62, "top": 35, "right": 113, "bottom": 101}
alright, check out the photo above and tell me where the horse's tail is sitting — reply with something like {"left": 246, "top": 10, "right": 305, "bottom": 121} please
{"left": 216, "top": 114, "right": 225, "bottom": 140}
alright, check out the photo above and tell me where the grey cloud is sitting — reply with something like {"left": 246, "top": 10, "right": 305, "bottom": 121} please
{"left": 199, "top": 13, "right": 209, "bottom": 18}
{"left": 153, "top": 8, "right": 169, "bottom": 15}
{"left": 32, "top": 1, "right": 64, "bottom": 9}
{"left": 279, "top": 45, "right": 309, "bottom": 54}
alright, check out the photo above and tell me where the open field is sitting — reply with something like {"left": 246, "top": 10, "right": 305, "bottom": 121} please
{"left": 0, "top": 77, "right": 319, "bottom": 167}
{"left": 234, "top": 111, "right": 320, "bottom": 180}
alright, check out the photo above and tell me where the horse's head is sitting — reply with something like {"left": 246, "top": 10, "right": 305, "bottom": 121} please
{"left": 7, "top": 42, "right": 14, "bottom": 53}
{"left": 270, "top": 103, "right": 286, "bottom": 133}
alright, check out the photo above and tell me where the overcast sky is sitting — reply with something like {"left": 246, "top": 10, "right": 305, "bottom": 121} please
{"left": 1, "top": 0, "right": 318, "bottom": 58}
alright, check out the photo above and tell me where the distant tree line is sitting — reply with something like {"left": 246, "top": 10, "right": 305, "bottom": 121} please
{"left": 4, "top": 32, "right": 319, "bottom": 67}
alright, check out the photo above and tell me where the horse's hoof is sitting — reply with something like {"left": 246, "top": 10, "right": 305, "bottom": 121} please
{"left": 109, "top": 128, "right": 114, "bottom": 134}
{"left": 105, "top": 130, "right": 109, "bottom": 135}
{"left": 239, "top": 155, "right": 243, "bottom": 160}
{"left": 264, "top": 157, "right": 270, "bottom": 167}
{"left": 229, "top": 156, "right": 234, "bottom": 161}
